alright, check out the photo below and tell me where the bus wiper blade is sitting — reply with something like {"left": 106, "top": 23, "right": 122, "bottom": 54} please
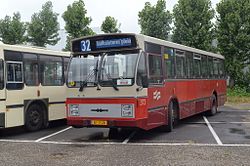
{"left": 101, "top": 70, "right": 119, "bottom": 91}
{"left": 79, "top": 81, "right": 87, "bottom": 92}
{"left": 79, "top": 69, "right": 97, "bottom": 92}
{"left": 109, "top": 79, "right": 119, "bottom": 91}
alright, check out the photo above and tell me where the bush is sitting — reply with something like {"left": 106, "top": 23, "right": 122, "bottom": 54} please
{"left": 227, "top": 86, "right": 250, "bottom": 97}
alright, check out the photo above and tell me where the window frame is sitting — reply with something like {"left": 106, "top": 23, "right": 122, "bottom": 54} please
{"left": 148, "top": 53, "right": 164, "bottom": 85}
{"left": 23, "top": 53, "right": 39, "bottom": 86}
{"left": 175, "top": 50, "right": 186, "bottom": 79}
{"left": 0, "top": 59, "right": 4, "bottom": 90}
{"left": 39, "top": 54, "right": 64, "bottom": 86}
{"left": 193, "top": 54, "right": 202, "bottom": 78}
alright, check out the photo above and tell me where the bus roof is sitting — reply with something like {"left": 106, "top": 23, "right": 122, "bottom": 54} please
{"left": 135, "top": 34, "right": 225, "bottom": 60}
{"left": 71, "top": 33, "right": 224, "bottom": 60}
{"left": 0, "top": 42, "right": 70, "bottom": 57}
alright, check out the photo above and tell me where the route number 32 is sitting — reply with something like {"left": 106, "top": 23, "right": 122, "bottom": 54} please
{"left": 80, "top": 40, "right": 91, "bottom": 52}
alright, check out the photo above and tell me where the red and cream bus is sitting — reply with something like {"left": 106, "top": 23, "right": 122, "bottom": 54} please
{"left": 0, "top": 42, "right": 70, "bottom": 131}
{"left": 66, "top": 33, "right": 226, "bottom": 132}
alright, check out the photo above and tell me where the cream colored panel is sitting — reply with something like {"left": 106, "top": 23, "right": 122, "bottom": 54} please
{"left": 48, "top": 104, "right": 66, "bottom": 120}
{"left": 6, "top": 108, "right": 24, "bottom": 128}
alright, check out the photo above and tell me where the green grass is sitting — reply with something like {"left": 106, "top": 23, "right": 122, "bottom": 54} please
{"left": 227, "top": 86, "right": 250, "bottom": 104}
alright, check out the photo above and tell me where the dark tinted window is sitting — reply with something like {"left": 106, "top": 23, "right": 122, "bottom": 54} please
{"left": 219, "top": 60, "right": 225, "bottom": 78}
{"left": 193, "top": 54, "right": 201, "bottom": 78}
{"left": 145, "top": 43, "right": 161, "bottom": 54}
{"left": 208, "top": 57, "right": 214, "bottom": 78}
{"left": 164, "top": 47, "right": 175, "bottom": 78}
{"left": 186, "top": 52, "right": 193, "bottom": 78}
{"left": 148, "top": 54, "right": 163, "bottom": 84}
{"left": 136, "top": 53, "right": 147, "bottom": 86}
{"left": 40, "top": 55, "right": 63, "bottom": 86}
{"left": 176, "top": 50, "right": 186, "bottom": 78}
{"left": 0, "top": 59, "right": 4, "bottom": 89}
{"left": 201, "top": 55, "right": 208, "bottom": 78}
{"left": 23, "top": 53, "right": 39, "bottom": 86}
{"left": 213, "top": 58, "right": 219, "bottom": 77}
{"left": 63, "top": 57, "right": 70, "bottom": 83}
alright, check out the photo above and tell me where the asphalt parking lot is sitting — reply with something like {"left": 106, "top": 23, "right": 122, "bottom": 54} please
{"left": 1, "top": 106, "right": 250, "bottom": 145}
{"left": 1, "top": 105, "right": 250, "bottom": 165}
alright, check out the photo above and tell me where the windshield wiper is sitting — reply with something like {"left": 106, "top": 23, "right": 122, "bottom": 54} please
{"left": 79, "top": 68, "right": 98, "bottom": 92}
{"left": 100, "top": 68, "right": 119, "bottom": 91}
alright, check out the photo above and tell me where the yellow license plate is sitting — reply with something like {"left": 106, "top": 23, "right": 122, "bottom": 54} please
{"left": 91, "top": 120, "right": 108, "bottom": 126}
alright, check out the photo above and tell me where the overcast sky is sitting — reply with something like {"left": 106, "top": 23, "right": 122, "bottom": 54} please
{"left": 0, "top": 0, "right": 220, "bottom": 33}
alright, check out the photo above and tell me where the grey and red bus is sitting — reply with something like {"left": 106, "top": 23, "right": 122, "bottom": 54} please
{"left": 66, "top": 33, "right": 226, "bottom": 132}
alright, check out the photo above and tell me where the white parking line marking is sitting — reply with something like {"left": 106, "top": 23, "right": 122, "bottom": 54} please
{"left": 1, "top": 139, "right": 250, "bottom": 147}
{"left": 203, "top": 116, "right": 223, "bottom": 145}
{"left": 122, "top": 131, "right": 136, "bottom": 144}
{"left": 35, "top": 126, "right": 72, "bottom": 142}
{"left": 186, "top": 121, "right": 250, "bottom": 124}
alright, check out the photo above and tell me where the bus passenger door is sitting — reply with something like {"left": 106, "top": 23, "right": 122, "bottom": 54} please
{"left": 146, "top": 54, "right": 166, "bottom": 128}
{"left": 0, "top": 59, "right": 6, "bottom": 127}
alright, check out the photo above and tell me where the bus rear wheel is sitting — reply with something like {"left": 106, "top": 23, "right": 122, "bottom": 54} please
{"left": 206, "top": 95, "right": 218, "bottom": 116}
{"left": 25, "top": 104, "right": 44, "bottom": 131}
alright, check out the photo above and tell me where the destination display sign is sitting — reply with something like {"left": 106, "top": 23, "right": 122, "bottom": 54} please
{"left": 71, "top": 34, "right": 137, "bottom": 53}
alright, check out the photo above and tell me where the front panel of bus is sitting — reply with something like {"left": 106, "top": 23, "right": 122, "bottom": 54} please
{"left": 66, "top": 34, "right": 155, "bottom": 130}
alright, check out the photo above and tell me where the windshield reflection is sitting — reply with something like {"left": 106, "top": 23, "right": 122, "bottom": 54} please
{"left": 67, "top": 52, "right": 139, "bottom": 88}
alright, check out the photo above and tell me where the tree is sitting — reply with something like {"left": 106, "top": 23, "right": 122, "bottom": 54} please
{"left": 27, "top": 1, "right": 60, "bottom": 47}
{"left": 101, "top": 16, "right": 121, "bottom": 33}
{"left": 217, "top": 0, "right": 250, "bottom": 87}
{"left": 138, "top": 0, "right": 172, "bottom": 40}
{"left": 172, "top": 0, "right": 215, "bottom": 51}
{"left": 0, "top": 12, "right": 26, "bottom": 45}
{"left": 62, "top": 0, "right": 95, "bottom": 51}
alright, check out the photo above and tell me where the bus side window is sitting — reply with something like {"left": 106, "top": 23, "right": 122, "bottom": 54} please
{"left": 23, "top": 53, "right": 39, "bottom": 86}
{"left": 193, "top": 54, "right": 201, "bottom": 78}
{"left": 175, "top": 50, "right": 186, "bottom": 78}
{"left": 0, "top": 59, "right": 4, "bottom": 90}
{"left": 40, "top": 55, "right": 63, "bottom": 86}
{"left": 4, "top": 51, "right": 23, "bottom": 90}
{"left": 164, "top": 47, "right": 175, "bottom": 79}
{"left": 63, "top": 57, "right": 70, "bottom": 84}
{"left": 208, "top": 57, "right": 214, "bottom": 78}
{"left": 213, "top": 58, "right": 219, "bottom": 78}
{"left": 219, "top": 59, "right": 225, "bottom": 78}
{"left": 201, "top": 55, "right": 208, "bottom": 78}
{"left": 186, "top": 52, "right": 193, "bottom": 78}
{"left": 148, "top": 54, "right": 163, "bottom": 84}
{"left": 136, "top": 53, "right": 147, "bottom": 87}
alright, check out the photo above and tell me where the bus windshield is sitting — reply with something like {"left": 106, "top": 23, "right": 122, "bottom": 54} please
{"left": 67, "top": 52, "right": 139, "bottom": 88}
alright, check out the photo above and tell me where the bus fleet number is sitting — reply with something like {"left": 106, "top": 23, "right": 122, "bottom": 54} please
{"left": 80, "top": 40, "right": 91, "bottom": 52}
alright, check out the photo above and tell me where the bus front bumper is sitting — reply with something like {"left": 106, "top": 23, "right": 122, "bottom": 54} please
{"left": 67, "top": 118, "right": 148, "bottom": 130}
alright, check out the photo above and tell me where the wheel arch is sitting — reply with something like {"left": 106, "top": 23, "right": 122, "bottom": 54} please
{"left": 167, "top": 96, "right": 180, "bottom": 120}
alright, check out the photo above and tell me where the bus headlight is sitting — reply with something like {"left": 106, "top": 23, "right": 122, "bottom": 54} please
{"left": 121, "top": 104, "right": 134, "bottom": 117}
{"left": 69, "top": 104, "right": 80, "bottom": 116}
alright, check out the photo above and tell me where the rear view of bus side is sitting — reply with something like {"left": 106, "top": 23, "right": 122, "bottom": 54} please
{"left": 66, "top": 33, "right": 226, "bottom": 132}
{"left": 0, "top": 42, "right": 70, "bottom": 131}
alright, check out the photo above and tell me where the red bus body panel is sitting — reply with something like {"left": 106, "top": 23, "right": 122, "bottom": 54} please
{"left": 67, "top": 79, "right": 226, "bottom": 130}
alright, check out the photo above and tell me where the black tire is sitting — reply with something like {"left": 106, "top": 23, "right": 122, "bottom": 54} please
{"left": 207, "top": 95, "right": 218, "bottom": 116}
{"left": 25, "top": 104, "right": 44, "bottom": 131}
{"left": 162, "top": 101, "right": 175, "bottom": 132}
{"left": 108, "top": 128, "right": 119, "bottom": 139}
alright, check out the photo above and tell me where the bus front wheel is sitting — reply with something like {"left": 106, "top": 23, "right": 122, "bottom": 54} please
{"left": 162, "top": 101, "right": 177, "bottom": 132}
{"left": 25, "top": 104, "right": 44, "bottom": 131}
